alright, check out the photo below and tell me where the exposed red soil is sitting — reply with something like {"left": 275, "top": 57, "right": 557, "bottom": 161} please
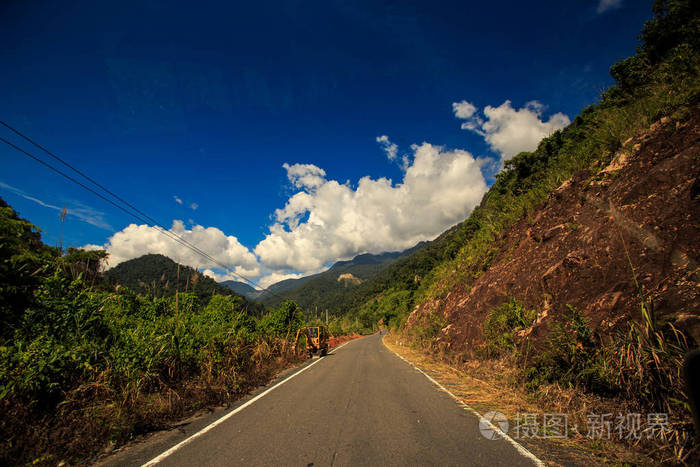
{"left": 327, "top": 333, "right": 362, "bottom": 349}
{"left": 408, "top": 111, "right": 700, "bottom": 355}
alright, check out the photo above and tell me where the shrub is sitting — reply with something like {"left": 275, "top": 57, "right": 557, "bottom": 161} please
{"left": 524, "top": 306, "right": 613, "bottom": 395}
{"left": 480, "top": 297, "right": 536, "bottom": 358}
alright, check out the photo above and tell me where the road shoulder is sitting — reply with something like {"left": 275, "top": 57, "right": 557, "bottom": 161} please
{"left": 381, "top": 332, "right": 641, "bottom": 466}
{"left": 95, "top": 335, "right": 361, "bottom": 466}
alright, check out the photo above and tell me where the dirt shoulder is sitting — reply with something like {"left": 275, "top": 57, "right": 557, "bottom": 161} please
{"left": 382, "top": 332, "right": 652, "bottom": 466}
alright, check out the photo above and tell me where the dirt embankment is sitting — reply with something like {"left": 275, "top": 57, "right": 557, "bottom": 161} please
{"left": 327, "top": 333, "right": 362, "bottom": 349}
{"left": 408, "top": 111, "right": 700, "bottom": 356}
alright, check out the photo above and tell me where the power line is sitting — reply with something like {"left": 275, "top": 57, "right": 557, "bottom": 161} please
{"left": 0, "top": 131, "right": 277, "bottom": 298}
{"left": 0, "top": 135, "right": 238, "bottom": 284}
{"left": 0, "top": 125, "right": 288, "bottom": 302}
{"left": 0, "top": 121, "right": 256, "bottom": 285}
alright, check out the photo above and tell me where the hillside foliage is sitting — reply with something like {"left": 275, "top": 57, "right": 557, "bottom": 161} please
{"left": 103, "top": 253, "right": 265, "bottom": 315}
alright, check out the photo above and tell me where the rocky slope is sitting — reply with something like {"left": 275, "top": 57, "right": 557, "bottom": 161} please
{"left": 407, "top": 109, "right": 700, "bottom": 355}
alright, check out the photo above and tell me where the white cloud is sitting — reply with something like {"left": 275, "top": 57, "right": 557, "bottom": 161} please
{"left": 190, "top": 203, "right": 198, "bottom": 210}
{"left": 454, "top": 100, "right": 570, "bottom": 160}
{"left": 254, "top": 144, "right": 488, "bottom": 271}
{"left": 94, "top": 220, "right": 260, "bottom": 277}
{"left": 376, "top": 134, "right": 398, "bottom": 161}
{"left": 201, "top": 269, "right": 234, "bottom": 282}
{"left": 76, "top": 96, "right": 568, "bottom": 288}
{"left": 282, "top": 163, "right": 327, "bottom": 190}
{"left": 452, "top": 100, "right": 477, "bottom": 119}
{"left": 597, "top": 0, "right": 622, "bottom": 14}
{"left": 201, "top": 268, "right": 260, "bottom": 284}
{"left": 257, "top": 271, "right": 309, "bottom": 289}
{"left": 173, "top": 195, "right": 183, "bottom": 205}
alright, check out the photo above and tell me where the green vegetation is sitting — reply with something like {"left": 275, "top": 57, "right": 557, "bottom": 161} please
{"left": 258, "top": 246, "right": 426, "bottom": 312}
{"left": 523, "top": 305, "right": 613, "bottom": 395}
{"left": 359, "top": 2, "right": 698, "bottom": 461}
{"left": 0, "top": 201, "right": 354, "bottom": 464}
{"left": 104, "top": 253, "right": 265, "bottom": 314}
{"left": 479, "top": 297, "right": 537, "bottom": 358}
{"left": 609, "top": 300, "right": 690, "bottom": 414}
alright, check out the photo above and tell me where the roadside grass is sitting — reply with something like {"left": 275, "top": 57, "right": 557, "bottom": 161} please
{"left": 383, "top": 331, "right": 651, "bottom": 466}
{"left": 1, "top": 328, "right": 303, "bottom": 466}
{"left": 386, "top": 293, "right": 697, "bottom": 464}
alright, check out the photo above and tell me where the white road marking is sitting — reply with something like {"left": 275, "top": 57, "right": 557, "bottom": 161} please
{"left": 142, "top": 340, "right": 354, "bottom": 466}
{"left": 383, "top": 338, "right": 545, "bottom": 467}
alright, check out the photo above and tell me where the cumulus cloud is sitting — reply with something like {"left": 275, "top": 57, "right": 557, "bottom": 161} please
{"left": 80, "top": 96, "right": 569, "bottom": 287}
{"left": 597, "top": 0, "right": 622, "bottom": 14}
{"left": 454, "top": 100, "right": 570, "bottom": 159}
{"left": 254, "top": 144, "right": 488, "bottom": 271}
{"left": 257, "top": 271, "right": 311, "bottom": 289}
{"left": 452, "top": 100, "right": 477, "bottom": 119}
{"left": 173, "top": 195, "right": 183, "bottom": 204}
{"left": 201, "top": 269, "right": 235, "bottom": 283}
{"left": 93, "top": 220, "right": 260, "bottom": 278}
{"left": 376, "top": 135, "right": 398, "bottom": 161}
{"left": 282, "top": 163, "right": 327, "bottom": 190}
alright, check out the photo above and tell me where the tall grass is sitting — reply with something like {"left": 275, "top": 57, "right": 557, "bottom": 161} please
{"left": 0, "top": 263, "right": 317, "bottom": 465}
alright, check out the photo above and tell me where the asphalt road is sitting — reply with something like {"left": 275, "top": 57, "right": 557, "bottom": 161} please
{"left": 109, "top": 333, "right": 538, "bottom": 466}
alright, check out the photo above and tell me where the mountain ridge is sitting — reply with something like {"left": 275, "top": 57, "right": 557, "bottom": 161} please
{"left": 103, "top": 253, "right": 263, "bottom": 314}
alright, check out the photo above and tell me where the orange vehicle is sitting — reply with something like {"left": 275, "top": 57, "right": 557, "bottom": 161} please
{"left": 295, "top": 326, "right": 329, "bottom": 358}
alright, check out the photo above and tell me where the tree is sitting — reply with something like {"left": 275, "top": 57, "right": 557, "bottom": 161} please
{"left": 260, "top": 300, "right": 304, "bottom": 337}
{"left": 0, "top": 198, "right": 57, "bottom": 338}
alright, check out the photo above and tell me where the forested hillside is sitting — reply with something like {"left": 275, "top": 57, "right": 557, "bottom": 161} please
{"left": 255, "top": 242, "right": 427, "bottom": 311}
{"left": 104, "top": 253, "right": 264, "bottom": 315}
{"left": 220, "top": 279, "right": 260, "bottom": 298}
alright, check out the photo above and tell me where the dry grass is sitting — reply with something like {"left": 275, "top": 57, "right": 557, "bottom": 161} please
{"left": 383, "top": 331, "right": 655, "bottom": 466}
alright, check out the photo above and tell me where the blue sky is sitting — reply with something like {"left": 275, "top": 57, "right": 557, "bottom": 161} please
{"left": 0, "top": 0, "right": 653, "bottom": 287}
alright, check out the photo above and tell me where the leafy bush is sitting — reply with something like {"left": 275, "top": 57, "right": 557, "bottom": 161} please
{"left": 480, "top": 297, "right": 536, "bottom": 358}
{"left": 524, "top": 306, "right": 613, "bottom": 395}
{"left": 259, "top": 300, "right": 304, "bottom": 337}
{"left": 409, "top": 310, "right": 447, "bottom": 347}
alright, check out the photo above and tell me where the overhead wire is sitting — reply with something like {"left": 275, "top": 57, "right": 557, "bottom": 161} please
{"left": 0, "top": 123, "right": 289, "bottom": 302}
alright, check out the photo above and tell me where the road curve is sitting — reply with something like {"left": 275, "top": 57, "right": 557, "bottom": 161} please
{"left": 111, "top": 333, "right": 537, "bottom": 466}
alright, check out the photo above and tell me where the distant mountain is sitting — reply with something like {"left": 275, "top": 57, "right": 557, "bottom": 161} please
{"left": 220, "top": 280, "right": 260, "bottom": 299}
{"left": 256, "top": 242, "right": 428, "bottom": 310}
{"left": 104, "top": 254, "right": 263, "bottom": 313}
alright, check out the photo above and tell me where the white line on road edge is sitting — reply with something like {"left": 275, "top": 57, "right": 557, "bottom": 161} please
{"left": 383, "top": 339, "right": 545, "bottom": 467}
{"left": 142, "top": 340, "right": 354, "bottom": 466}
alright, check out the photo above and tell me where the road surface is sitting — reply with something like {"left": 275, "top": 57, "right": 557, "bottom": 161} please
{"left": 107, "top": 333, "right": 538, "bottom": 466}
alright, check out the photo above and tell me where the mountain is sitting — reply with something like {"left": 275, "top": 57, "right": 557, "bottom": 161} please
{"left": 220, "top": 280, "right": 259, "bottom": 298}
{"left": 104, "top": 254, "right": 263, "bottom": 313}
{"left": 256, "top": 242, "right": 428, "bottom": 311}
